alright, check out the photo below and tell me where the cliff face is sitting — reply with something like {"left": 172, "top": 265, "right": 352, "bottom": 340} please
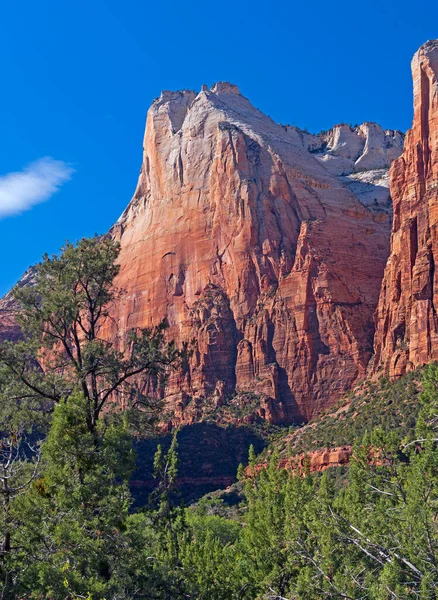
{"left": 107, "top": 83, "right": 402, "bottom": 424}
{"left": 0, "top": 269, "right": 35, "bottom": 343}
{"left": 374, "top": 40, "right": 438, "bottom": 377}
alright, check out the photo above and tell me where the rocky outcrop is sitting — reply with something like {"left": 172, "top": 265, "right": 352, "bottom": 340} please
{"left": 249, "top": 444, "right": 391, "bottom": 478}
{"left": 246, "top": 446, "right": 353, "bottom": 480}
{"left": 106, "top": 83, "right": 402, "bottom": 424}
{"left": 280, "top": 445, "right": 352, "bottom": 473}
{"left": 374, "top": 40, "right": 438, "bottom": 377}
{"left": 310, "top": 122, "right": 403, "bottom": 176}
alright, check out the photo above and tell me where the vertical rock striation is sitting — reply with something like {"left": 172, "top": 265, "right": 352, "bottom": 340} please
{"left": 106, "top": 83, "right": 401, "bottom": 423}
{"left": 374, "top": 40, "right": 438, "bottom": 377}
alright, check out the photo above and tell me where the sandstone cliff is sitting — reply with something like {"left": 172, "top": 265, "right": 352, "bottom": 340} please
{"left": 106, "top": 83, "right": 402, "bottom": 424}
{"left": 374, "top": 40, "right": 438, "bottom": 377}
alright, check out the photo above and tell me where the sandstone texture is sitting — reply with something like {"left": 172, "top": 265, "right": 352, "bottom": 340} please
{"left": 272, "top": 445, "right": 352, "bottom": 475}
{"left": 106, "top": 83, "right": 402, "bottom": 424}
{"left": 374, "top": 40, "right": 438, "bottom": 377}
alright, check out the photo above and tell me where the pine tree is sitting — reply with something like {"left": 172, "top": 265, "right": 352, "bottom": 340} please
{"left": 11, "top": 392, "right": 134, "bottom": 597}
{"left": 0, "top": 237, "right": 181, "bottom": 599}
{"left": 0, "top": 236, "right": 179, "bottom": 436}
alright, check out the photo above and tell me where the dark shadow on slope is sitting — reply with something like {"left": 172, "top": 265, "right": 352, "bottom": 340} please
{"left": 131, "top": 422, "right": 268, "bottom": 507}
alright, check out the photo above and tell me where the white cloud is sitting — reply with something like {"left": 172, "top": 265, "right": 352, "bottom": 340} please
{"left": 0, "top": 157, "right": 75, "bottom": 218}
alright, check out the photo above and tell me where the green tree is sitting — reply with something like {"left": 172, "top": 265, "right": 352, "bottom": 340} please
{"left": 150, "top": 432, "right": 189, "bottom": 594}
{"left": 0, "top": 364, "right": 44, "bottom": 600}
{"left": 14, "top": 392, "right": 135, "bottom": 598}
{"left": 179, "top": 511, "right": 244, "bottom": 600}
{"left": 0, "top": 237, "right": 181, "bottom": 599}
{"left": 239, "top": 449, "right": 293, "bottom": 598}
{"left": 0, "top": 236, "right": 179, "bottom": 436}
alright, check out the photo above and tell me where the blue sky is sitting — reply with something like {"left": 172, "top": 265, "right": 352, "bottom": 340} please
{"left": 0, "top": 0, "right": 437, "bottom": 296}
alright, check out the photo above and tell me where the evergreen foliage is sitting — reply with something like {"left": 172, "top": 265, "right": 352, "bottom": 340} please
{"left": 1, "top": 236, "right": 438, "bottom": 598}
{"left": 271, "top": 372, "right": 421, "bottom": 458}
{"left": 0, "top": 236, "right": 179, "bottom": 436}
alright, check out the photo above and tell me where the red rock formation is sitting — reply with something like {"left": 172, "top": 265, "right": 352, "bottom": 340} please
{"left": 247, "top": 445, "right": 353, "bottom": 477}
{"left": 106, "top": 83, "right": 400, "bottom": 424}
{"left": 281, "top": 445, "right": 352, "bottom": 473}
{"left": 374, "top": 40, "right": 438, "bottom": 377}
{"left": 248, "top": 444, "right": 390, "bottom": 478}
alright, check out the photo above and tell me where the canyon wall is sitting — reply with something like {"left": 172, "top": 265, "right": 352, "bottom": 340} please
{"left": 106, "top": 83, "right": 402, "bottom": 424}
{"left": 374, "top": 40, "right": 438, "bottom": 377}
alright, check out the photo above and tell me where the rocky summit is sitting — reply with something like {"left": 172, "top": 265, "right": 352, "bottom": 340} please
{"left": 11, "top": 63, "right": 436, "bottom": 426}
{"left": 103, "top": 82, "right": 403, "bottom": 424}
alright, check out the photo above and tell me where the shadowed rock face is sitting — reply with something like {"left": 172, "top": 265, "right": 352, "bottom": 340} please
{"left": 0, "top": 269, "right": 35, "bottom": 343}
{"left": 374, "top": 40, "right": 438, "bottom": 378}
{"left": 131, "top": 422, "right": 267, "bottom": 505}
{"left": 105, "top": 83, "right": 402, "bottom": 424}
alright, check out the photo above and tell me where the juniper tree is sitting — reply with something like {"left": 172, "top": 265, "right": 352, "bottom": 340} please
{"left": 12, "top": 392, "right": 135, "bottom": 598}
{"left": 0, "top": 236, "right": 179, "bottom": 435}
{"left": 0, "top": 236, "right": 181, "bottom": 598}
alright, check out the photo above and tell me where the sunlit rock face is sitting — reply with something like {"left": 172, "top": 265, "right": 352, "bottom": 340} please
{"left": 374, "top": 40, "right": 438, "bottom": 378}
{"left": 106, "top": 82, "right": 402, "bottom": 424}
